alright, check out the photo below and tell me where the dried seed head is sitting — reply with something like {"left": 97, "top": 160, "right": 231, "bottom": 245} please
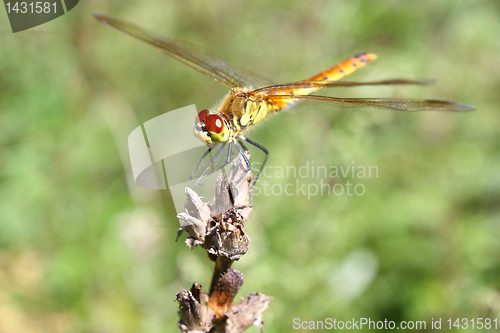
{"left": 177, "top": 286, "right": 204, "bottom": 331}
{"left": 177, "top": 153, "right": 253, "bottom": 259}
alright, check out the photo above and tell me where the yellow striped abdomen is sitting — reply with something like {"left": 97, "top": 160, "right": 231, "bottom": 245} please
{"left": 271, "top": 52, "right": 377, "bottom": 109}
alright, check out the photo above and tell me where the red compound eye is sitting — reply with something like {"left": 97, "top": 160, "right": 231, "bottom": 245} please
{"left": 205, "top": 114, "right": 224, "bottom": 134}
{"left": 196, "top": 109, "right": 209, "bottom": 123}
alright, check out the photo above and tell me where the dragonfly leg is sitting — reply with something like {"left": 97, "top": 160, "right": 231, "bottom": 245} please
{"left": 238, "top": 139, "right": 249, "bottom": 152}
{"left": 190, "top": 146, "right": 213, "bottom": 181}
{"left": 198, "top": 142, "right": 234, "bottom": 186}
{"left": 234, "top": 141, "right": 252, "bottom": 184}
{"left": 242, "top": 137, "right": 268, "bottom": 191}
{"left": 193, "top": 142, "right": 226, "bottom": 188}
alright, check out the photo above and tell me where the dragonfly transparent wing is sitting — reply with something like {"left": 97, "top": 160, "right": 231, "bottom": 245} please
{"left": 267, "top": 94, "right": 476, "bottom": 112}
{"left": 93, "top": 12, "right": 272, "bottom": 89}
{"left": 252, "top": 79, "right": 434, "bottom": 93}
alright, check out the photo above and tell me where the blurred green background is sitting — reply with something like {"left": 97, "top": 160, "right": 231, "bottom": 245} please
{"left": 1, "top": 0, "right": 499, "bottom": 332}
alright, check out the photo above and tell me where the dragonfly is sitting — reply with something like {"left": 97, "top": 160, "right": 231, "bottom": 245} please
{"left": 93, "top": 12, "right": 475, "bottom": 190}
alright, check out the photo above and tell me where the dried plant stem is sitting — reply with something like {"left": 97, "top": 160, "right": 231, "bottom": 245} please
{"left": 210, "top": 256, "right": 234, "bottom": 295}
{"left": 176, "top": 154, "right": 272, "bottom": 332}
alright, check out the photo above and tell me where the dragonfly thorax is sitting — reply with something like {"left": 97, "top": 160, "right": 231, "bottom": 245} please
{"left": 219, "top": 90, "right": 279, "bottom": 133}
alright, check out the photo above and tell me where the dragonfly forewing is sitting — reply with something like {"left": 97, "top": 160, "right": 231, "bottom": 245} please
{"left": 93, "top": 12, "right": 272, "bottom": 89}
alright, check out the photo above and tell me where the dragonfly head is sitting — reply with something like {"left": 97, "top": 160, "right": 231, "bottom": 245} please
{"left": 194, "top": 109, "right": 229, "bottom": 144}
